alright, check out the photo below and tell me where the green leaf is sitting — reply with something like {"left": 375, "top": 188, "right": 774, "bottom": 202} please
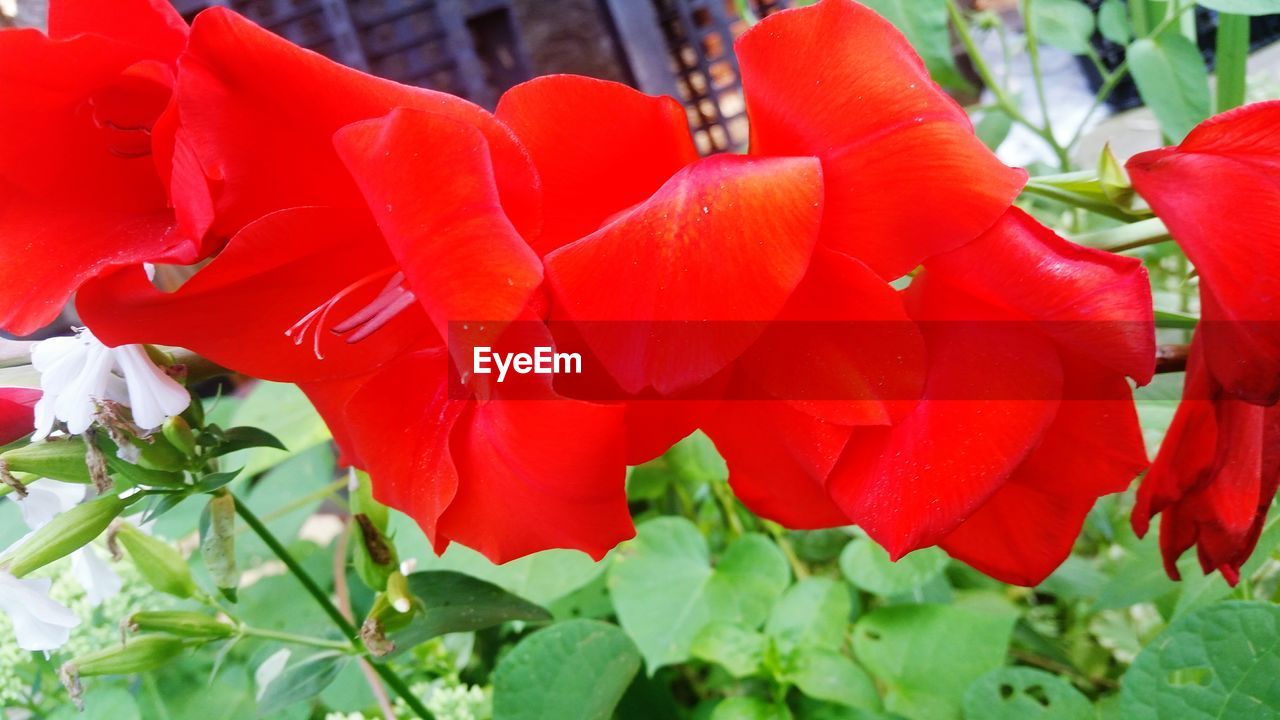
{"left": 766, "top": 577, "right": 853, "bottom": 652}
{"left": 389, "top": 570, "right": 551, "bottom": 654}
{"left": 853, "top": 604, "right": 1016, "bottom": 720}
{"left": 839, "top": 538, "right": 948, "bottom": 596}
{"left": 1195, "top": 0, "right": 1280, "bottom": 14}
{"left": 609, "top": 517, "right": 790, "bottom": 671}
{"left": 861, "top": 0, "right": 972, "bottom": 90}
{"left": 963, "top": 667, "right": 1092, "bottom": 720}
{"left": 493, "top": 620, "right": 641, "bottom": 720}
{"left": 225, "top": 382, "right": 330, "bottom": 477}
{"left": 974, "top": 107, "right": 1014, "bottom": 151}
{"left": 691, "top": 623, "right": 766, "bottom": 678}
{"left": 1127, "top": 33, "right": 1212, "bottom": 141}
{"left": 712, "top": 697, "right": 794, "bottom": 720}
{"left": 208, "top": 427, "right": 288, "bottom": 458}
{"left": 1120, "top": 601, "right": 1280, "bottom": 720}
{"left": 785, "top": 647, "right": 881, "bottom": 711}
{"left": 1031, "top": 0, "right": 1097, "bottom": 54}
{"left": 1098, "top": 0, "right": 1132, "bottom": 45}
{"left": 255, "top": 651, "right": 348, "bottom": 716}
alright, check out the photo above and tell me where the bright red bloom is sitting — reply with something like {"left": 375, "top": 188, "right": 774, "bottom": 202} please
{"left": 0, "top": 0, "right": 193, "bottom": 335}
{"left": 1132, "top": 338, "right": 1280, "bottom": 585}
{"left": 1128, "top": 101, "right": 1280, "bottom": 405}
{"left": 0, "top": 388, "right": 40, "bottom": 445}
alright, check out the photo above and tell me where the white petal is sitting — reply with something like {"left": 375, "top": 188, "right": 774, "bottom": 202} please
{"left": 31, "top": 336, "right": 85, "bottom": 374}
{"left": 53, "top": 343, "right": 115, "bottom": 435}
{"left": 70, "top": 546, "right": 122, "bottom": 607}
{"left": 113, "top": 345, "right": 189, "bottom": 430}
{"left": 0, "top": 572, "right": 80, "bottom": 652}
{"left": 17, "top": 480, "right": 87, "bottom": 529}
{"left": 31, "top": 395, "right": 56, "bottom": 441}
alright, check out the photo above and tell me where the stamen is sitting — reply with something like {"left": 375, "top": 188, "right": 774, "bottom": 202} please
{"left": 285, "top": 268, "right": 418, "bottom": 359}
{"left": 332, "top": 272, "right": 406, "bottom": 333}
{"left": 344, "top": 290, "right": 417, "bottom": 344}
{"left": 285, "top": 267, "right": 398, "bottom": 360}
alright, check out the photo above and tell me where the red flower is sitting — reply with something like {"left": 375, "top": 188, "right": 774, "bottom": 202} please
{"left": 1132, "top": 339, "right": 1280, "bottom": 585}
{"left": 1127, "top": 101, "right": 1280, "bottom": 405}
{"left": 0, "top": 0, "right": 193, "bottom": 335}
{"left": 0, "top": 387, "right": 39, "bottom": 445}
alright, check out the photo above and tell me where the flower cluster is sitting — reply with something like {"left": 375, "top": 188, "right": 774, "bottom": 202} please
{"left": 0, "top": 0, "right": 1275, "bottom": 590}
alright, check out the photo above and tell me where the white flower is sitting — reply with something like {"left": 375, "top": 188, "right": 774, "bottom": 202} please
{"left": 0, "top": 0, "right": 15, "bottom": 20}
{"left": 13, "top": 480, "right": 121, "bottom": 608}
{"left": 0, "top": 572, "right": 80, "bottom": 652}
{"left": 31, "top": 329, "right": 189, "bottom": 440}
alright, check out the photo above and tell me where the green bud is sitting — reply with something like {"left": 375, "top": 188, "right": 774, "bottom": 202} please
{"left": 137, "top": 434, "right": 188, "bottom": 472}
{"left": 367, "top": 591, "right": 414, "bottom": 634}
{"left": 385, "top": 571, "right": 413, "bottom": 615}
{"left": 201, "top": 492, "right": 239, "bottom": 602}
{"left": 162, "top": 417, "right": 198, "bottom": 458}
{"left": 66, "top": 635, "right": 187, "bottom": 677}
{"left": 1, "top": 493, "right": 127, "bottom": 577}
{"left": 114, "top": 523, "right": 198, "bottom": 598}
{"left": 0, "top": 437, "right": 92, "bottom": 484}
{"left": 1099, "top": 143, "right": 1142, "bottom": 214}
{"left": 125, "top": 611, "right": 236, "bottom": 640}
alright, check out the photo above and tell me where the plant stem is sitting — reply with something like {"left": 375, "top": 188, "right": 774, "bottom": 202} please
{"left": 1073, "top": 217, "right": 1171, "bottom": 252}
{"left": 239, "top": 626, "right": 355, "bottom": 653}
{"left": 1020, "top": 0, "right": 1070, "bottom": 170}
{"left": 1215, "top": 13, "right": 1250, "bottom": 113}
{"left": 1130, "top": 0, "right": 1150, "bottom": 36}
{"left": 232, "top": 493, "right": 435, "bottom": 719}
{"left": 711, "top": 481, "right": 745, "bottom": 537}
{"left": 1020, "top": 183, "right": 1134, "bottom": 221}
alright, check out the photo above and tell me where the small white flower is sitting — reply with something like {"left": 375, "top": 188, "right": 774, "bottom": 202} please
{"left": 31, "top": 329, "right": 189, "bottom": 440}
{"left": 0, "top": 572, "right": 80, "bottom": 652}
{"left": 13, "top": 480, "right": 121, "bottom": 608}
{"left": 70, "top": 545, "right": 122, "bottom": 607}
{"left": 0, "top": 0, "right": 16, "bottom": 20}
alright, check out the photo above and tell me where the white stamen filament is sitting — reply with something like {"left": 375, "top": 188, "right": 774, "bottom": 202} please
{"left": 285, "top": 269, "right": 417, "bottom": 360}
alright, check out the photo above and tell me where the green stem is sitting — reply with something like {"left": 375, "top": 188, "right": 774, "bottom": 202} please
{"left": 1073, "top": 217, "right": 1171, "bottom": 251}
{"left": 1020, "top": 0, "right": 1070, "bottom": 170}
{"left": 1130, "top": 0, "right": 1150, "bottom": 36}
{"left": 711, "top": 481, "right": 745, "bottom": 537}
{"left": 233, "top": 494, "right": 434, "bottom": 719}
{"left": 240, "top": 626, "right": 355, "bottom": 653}
{"left": 1215, "top": 13, "right": 1250, "bottom": 113}
{"left": 1020, "top": 183, "right": 1135, "bottom": 221}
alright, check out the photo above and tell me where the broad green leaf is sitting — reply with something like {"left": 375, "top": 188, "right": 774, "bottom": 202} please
{"left": 839, "top": 538, "right": 948, "bottom": 596}
{"left": 493, "top": 620, "right": 641, "bottom": 720}
{"left": 1099, "top": 0, "right": 1132, "bottom": 44}
{"left": 785, "top": 647, "right": 881, "bottom": 711}
{"left": 255, "top": 651, "right": 349, "bottom": 716}
{"left": 49, "top": 687, "right": 140, "bottom": 720}
{"left": 766, "top": 577, "right": 853, "bottom": 651}
{"left": 1120, "top": 602, "right": 1280, "bottom": 719}
{"left": 389, "top": 570, "right": 551, "bottom": 654}
{"left": 974, "top": 107, "right": 1014, "bottom": 151}
{"left": 207, "top": 426, "right": 287, "bottom": 458}
{"left": 963, "top": 667, "right": 1092, "bottom": 720}
{"left": 712, "top": 697, "right": 794, "bottom": 720}
{"left": 1031, "top": 0, "right": 1097, "bottom": 54}
{"left": 225, "top": 382, "right": 330, "bottom": 477}
{"left": 691, "top": 623, "right": 766, "bottom": 678}
{"left": 1128, "top": 33, "right": 1211, "bottom": 141}
{"left": 609, "top": 517, "right": 791, "bottom": 671}
{"left": 861, "top": 0, "right": 972, "bottom": 90}
{"left": 853, "top": 604, "right": 1016, "bottom": 720}
{"left": 1195, "top": 0, "right": 1280, "bottom": 14}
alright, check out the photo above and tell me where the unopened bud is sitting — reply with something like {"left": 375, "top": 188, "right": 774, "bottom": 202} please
{"left": 201, "top": 492, "right": 239, "bottom": 602}
{"left": 62, "top": 635, "right": 185, "bottom": 684}
{"left": 0, "top": 493, "right": 127, "bottom": 577}
{"left": 386, "top": 571, "right": 412, "bottom": 614}
{"left": 162, "top": 417, "right": 198, "bottom": 458}
{"left": 113, "top": 523, "right": 197, "bottom": 598}
{"left": 137, "top": 433, "right": 187, "bottom": 472}
{"left": 0, "top": 437, "right": 92, "bottom": 484}
{"left": 124, "top": 611, "right": 235, "bottom": 640}
{"left": 367, "top": 592, "right": 413, "bottom": 633}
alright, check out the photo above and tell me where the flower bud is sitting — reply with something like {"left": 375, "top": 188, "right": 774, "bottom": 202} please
{"left": 161, "top": 417, "right": 198, "bottom": 458}
{"left": 0, "top": 437, "right": 92, "bottom": 484}
{"left": 62, "top": 634, "right": 186, "bottom": 680}
{"left": 386, "top": 571, "right": 413, "bottom": 614}
{"left": 0, "top": 493, "right": 127, "bottom": 577}
{"left": 201, "top": 491, "right": 239, "bottom": 602}
{"left": 367, "top": 591, "right": 414, "bottom": 633}
{"left": 137, "top": 434, "right": 187, "bottom": 472}
{"left": 113, "top": 523, "right": 197, "bottom": 599}
{"left": 124, "top": 611, "right": 235, "bottom": 640}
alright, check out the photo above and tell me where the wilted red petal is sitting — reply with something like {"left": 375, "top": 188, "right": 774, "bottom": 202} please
{"left": 333, "top": 109, "right": 543, "bottom": 363}
{"left": 941, "top": 357, "right": 1148, "bottom": 585}
{"left": 175, "top": 8, "right": 539, "bottom": 242}
{"left": 924, "top": 209, "right": 1156, "bottom": 384}
{"left": 1128, "top": 101, "right": 1280, "bottom": 404}
{"left": 545, "top": 154, "right": 823, "bottom": 395}
{"left": 79, "top": 207, "right": 431, "bottom": 382}
{"left": 48, "top": 0, "right": 188, "bottom": 57}
{"left": 0, "top": 387, "right": 39, "bottom": 445}
{"left": 736, "top": 0, "right": 1025, "bottom": 279}
{"left": 496, "top": 75, "right": 699, "bottom": 255}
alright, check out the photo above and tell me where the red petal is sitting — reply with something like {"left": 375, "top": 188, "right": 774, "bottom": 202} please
{"left": 333, "top": 109, "right": 543, "bottom": 364}
{"left": 924, "top": 209, "right": 1156, "bottom": 384}
{"left": 1128, "top": 101, "right": 1280, "bottom": 404}
{"left": 48, "top": 0, "right": 188, "bottom": 58}
{"left": 496, "top": 75, "right": 699, "bottom": 255}
{"left": 941, "top": 357, "right": 1148, "bottom": 585}
{"left": 0, "top": 387, "right": 39, "bottom": 445}
{"left": 175, "top": 8, "right": 539, "bottom": 242}
{"left": 79, "top": 207, "right": 431, "bottom": 381}
{"left": 828, "top": 276, "right": 1063, "bottom": 557}
{"left": 736, "top": 0, "right": 1025, "bottom": 278}
{"left": 545, "top": 154, "right": 823, "bottom": 395}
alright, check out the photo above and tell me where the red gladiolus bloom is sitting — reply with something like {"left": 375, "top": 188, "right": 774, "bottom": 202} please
{"left": 1132, "top": 339, "right": 1280, "bottom": 585}
{"left": 1127, "top": 101, "right": 1280, "bottom": 406}
{"left": 0, "top": 388, "right": 40, "bottom": 445}
{"left": 0, "top": 0, "right": 194, "bottom": 335}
